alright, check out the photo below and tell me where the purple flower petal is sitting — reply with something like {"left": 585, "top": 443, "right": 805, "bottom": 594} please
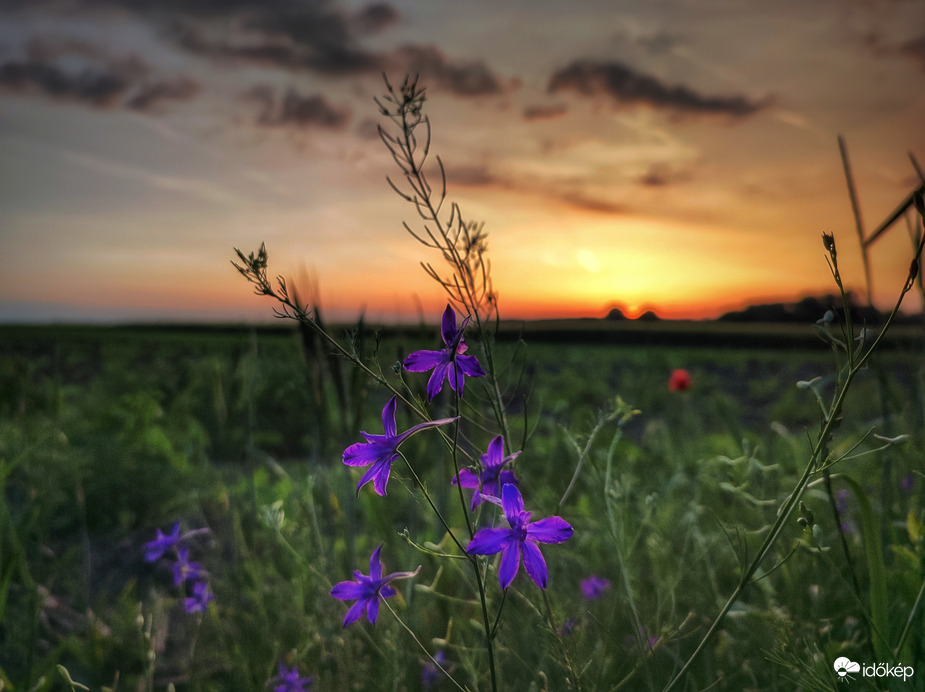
{"left": 369, "top": 545, "right": 384, "bottom": 580}
{"left": 330, "top": 546, "right": 420, "bottom": 627}
{"left": 342, "top": 440, "right": 386, "bottom": 467}
{"left": 440, "top": 304, "right": 457, "bottom": 345}
{"left": 402, "top": 304, "right": 485, "bottom": 400}
{"left": 144, "top": 521, "right": 181, "bottom": 562}
{"left": 466, "top": 527, "right": 512, "bottom": 555}
{"left": 342, "top": 600, "right": 366, "bottom": 627}
{"left": 456, "top": 353, "right": 486, "bottom": 378}
{"left": 381, "top": 396, "right": 397, "bottom": 438}
{"left": 403, "top": 349, "right": 445, "bottom": 372}
{"left": 330, "top": 581, "right": 368, "bottom": 601}
{"left": 498, "top": 541, "right": 522, "bottom": 589}
{"left": 451, "top": 468, "right": 480, "bottom": 489}
{"left": 366, "top": 596, "right": 380, "bottom": 624}
{"left": 341, "top": 397, "right": 455, "bottom": 495}
{"left": 484, "top": 436, "right": 505, "bottom": 469}
{"left": 183, "top": 579, "right": 214, "bottom": 613}
{"left": 426, "top": 362, "right": 449, "bottom": 400}
{"left": 501, "top": 484, "right": 525, "bottom": 523}
{"left": 526, "top": 517, "right": 574, "bottom": 544}
{"left": 521, "top": 541, "right": 549, "bottom": 589}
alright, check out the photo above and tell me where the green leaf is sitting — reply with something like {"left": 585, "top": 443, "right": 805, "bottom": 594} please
{"left": 841, "top": 476, "right": 889, "bottom": 661}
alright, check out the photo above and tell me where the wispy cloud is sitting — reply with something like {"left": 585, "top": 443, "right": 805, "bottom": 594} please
{"left": 548, "top": 59, "right": 767, "bottom": 119}
{"left": 448, "top": 161, "right": 627, "bottom": 215}
{"left": 59, "top": 149, "right": 245, "bottom": 207}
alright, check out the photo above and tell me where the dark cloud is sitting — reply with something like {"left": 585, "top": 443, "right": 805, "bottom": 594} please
{"left": 0, "top": 38, "right": 199, "bottom": 113}
{"left": 126, "top": 76, "right": 199, "bottom": 111}
{"left": 241, "top": 5, "right": 381, "bottom": 74}
{"left": 900, "top": 34, "right": 925, "bottom": 71}
{"left": 523, "top": 103, "right": 568, "bottom": 121}
{"left": 164, "top": 3, "right": 507, "bottom": 95}
{"left": 248, "top": 86, "right": 350, "bottom": 129}
{"left": 391, "top": 45, "right": 508, "bottom": 96}
{"left": 548, "top": 60, "right": 766, "bottom": 118}
{"left": 0, "top": 59, "right": 128, "bottom": 106}
{"left": 351, "top": 2, "right": 399, "bottom": 34}
{"left": 8, "top": 0, "right": 510, "bottom": 100}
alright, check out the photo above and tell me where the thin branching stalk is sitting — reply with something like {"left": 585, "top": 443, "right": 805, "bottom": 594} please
{"left": 663, "top": 231, "right": 923, "bottom": 691}
{"left": 376, "top": 75, "right": 513, "bottom": 447}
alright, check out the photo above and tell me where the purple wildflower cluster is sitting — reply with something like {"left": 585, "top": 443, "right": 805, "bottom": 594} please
{"left": 453, "top": 435, "right": 520, "bottom": 510}
{"left": 402, "top": 304, "right": 486, "bottom": 400}
{"left": 269, "top": 663, "right": 313, "bottom": 692}
{"left": 467, "top": 483, "right": 573, "bottom": 590}
{"left": 330, "top": 545, "right": 421, "bottom": 627}
{"left": 332, "top": 304, "right": 574, "bottom": 633}
{"left": 143, "top": 522, "right": 214, "bottom": 614}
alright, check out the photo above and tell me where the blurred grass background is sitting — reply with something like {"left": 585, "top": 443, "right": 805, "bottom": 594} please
{"left": 0, "top": 322, "right": 922, "bottom": 690}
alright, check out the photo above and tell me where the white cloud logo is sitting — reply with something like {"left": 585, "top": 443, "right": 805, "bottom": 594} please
{"left": 834, "top": 657, "right": 861, "bottom": 681}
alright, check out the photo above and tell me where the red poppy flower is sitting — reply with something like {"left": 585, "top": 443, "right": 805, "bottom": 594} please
{"left": 668, "top": 369, "right": 691, "bottom": 392}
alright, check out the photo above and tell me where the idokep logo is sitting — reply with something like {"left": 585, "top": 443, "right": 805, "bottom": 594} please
{"left": 833, "top": 657, "right": 915, "bottom": 683}
{"left": 833, "top": 658, "right": 860, "bottom": 682}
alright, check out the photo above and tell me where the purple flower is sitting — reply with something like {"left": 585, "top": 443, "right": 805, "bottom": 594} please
{"left": 330, "top": 545, "right": 421, "bottom": 627}
{"left": 580, "top": 575, "right": 611, "bottom": 600}
{"left": 403, "top": 304, "right": 486, "bottom": 400}
{"left": 183, "top": 579, "right": 214, "bottom": 613}
{"left": 343, "top": 396, "right": 456, "bottom": 496}
{"left": 172, "top": 547, "right": 203, "bottom": 586}
{"left": 624, "top": 626, "right": 660, "bottom": 653}
{"left": 421, "top": 650, "right": 447, "bottom": 691}
{"left": 466, "top": 484, "right": 573, "bottom": 590}
{"left": 271, "top": 663, "right": 313, "bottom": 692}
{"left": 900, "top": 472, "right": 915, "bottom": 496}
{"left": 144, "top": 522, "right": 181, "bottom": 562}
{"left": 453, "top": 435, "right": 520, "bottom": 509}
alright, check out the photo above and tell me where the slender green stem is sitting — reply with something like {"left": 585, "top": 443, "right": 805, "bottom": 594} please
{"left": 472, "top": 556, "right": 499, "bottom": 691}
{"left": 894, "top": 574, "right": 925, "bottom": 659}
{"left": 399, "top": 451, "right": 466, "bottom": 555}
{"left": 382, "top": 599, "right": 471, "bottom": 692}
{"left": 663, "top": 256, "right": 918, "bottom": 691}
{"left": 541, "top": 589, "right": 581, "bottom": 691}
{"left": 450, "top": 398, "right": 475, "bottom": 540}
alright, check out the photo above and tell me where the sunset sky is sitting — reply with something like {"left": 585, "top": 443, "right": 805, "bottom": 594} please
{"left": 2, "top": 0, "right": 924, "bottom": 324}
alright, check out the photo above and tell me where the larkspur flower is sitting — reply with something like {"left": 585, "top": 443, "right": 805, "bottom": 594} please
{"left": 172, "top": 547, "right": 203, "bottom": 586}
{"left": 452, "top": 435, "right": 520, "bottom": 509}
{"left": 624, "top": 626, "right": 660, "bottom": 653}
{"left": 900, "top": 472, "right": 915, "bottom": 496}
{"left": 466, "top": 484, "right": 573, "bottom": 590}
{"left": 330, "top": 545, "right": 421, "bottom": 627}
{"left": 580, "top": 574, "right": 611, "bottom": 600}
{"left": 144, "top": 521, "right": 181, "bottom": 562}
{"left": 403, "top": 304, "right": 486, "bottom": 400}
{"left": 183, "top": 579, "right": 214, "bottom": 613}
{"left": 342, "top": 396, "right": 456, "bottom": 496}
{"left": 271, "top": 663, "right": 313, "bottom": 692}
{"left": 421, "top": 650, "right": 447, "bottom": 691}
{"left": 668, "top": 368, "right": 691, "bottom": 392}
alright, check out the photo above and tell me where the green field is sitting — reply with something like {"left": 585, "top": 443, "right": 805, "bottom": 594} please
{"left": 1, "top": 322, "right": 922, "bottom": 691}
